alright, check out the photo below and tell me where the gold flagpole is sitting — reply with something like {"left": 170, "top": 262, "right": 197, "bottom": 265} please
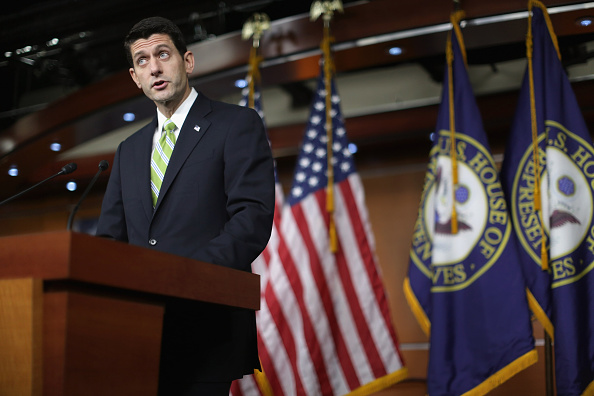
{"left": 527, "top": 2, "right": 561, "bottom": 395}
{"left": 526, "top": 0, "right": 557, "bottom": 272}
{"left": 241, "top": 14, "right": 274, "bottom": 396}
{"left": 311, "top": 0, "right": 343, "bottom": 253}
{"left": 446, "top": 0, "right": 466, "bottom": 235}
{"left": 242, "top": 13, "right": 270, "bottom": 109}
{"left": 447, "top": 11, "right": 464, "bottom": 235}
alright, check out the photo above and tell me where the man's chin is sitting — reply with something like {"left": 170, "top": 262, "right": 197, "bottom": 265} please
{"left": 150, "top": 91, "right": 175, "bottom": 104}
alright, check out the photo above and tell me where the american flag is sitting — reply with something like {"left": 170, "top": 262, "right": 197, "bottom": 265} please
{"left": 232, "top": 60, "right": 407, "bottom": 394}
{"left": 232, "top": 77, "right": 284, "bottom": 396}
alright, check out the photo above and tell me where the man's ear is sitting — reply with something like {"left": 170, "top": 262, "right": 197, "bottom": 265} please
{"left": 129, "top": 67, "right": 141, "bottom": 89}
{"left": 184, "top": 51, "right": 195, "bottom": 75}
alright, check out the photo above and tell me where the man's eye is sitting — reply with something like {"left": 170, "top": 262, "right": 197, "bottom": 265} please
{"left": 159, "top": 52, "right": 169, "bottom": 59}
{"left": 137, "top": 58, "right": 147, "bottom": 66}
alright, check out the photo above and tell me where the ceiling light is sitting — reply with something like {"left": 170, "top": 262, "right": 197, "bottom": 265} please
{"left": 0, "top": 137, "right": 15, "bottom": 153}
{"left": 8, "top": 166, "right": 18, "bottom": 177}
{"left": 576, "top": 16, "right": 594, "bottom": 27}
{"left": 388, "top": 46, "right": 403, "bottom": 56}
{"left": 19, "top": 57, "right": 35, "bottom": 66}
{"left": 66, "top": 181, "right": 77, "bottom": 192}
{"left": 123, "top": 112, "right": 136, "bottom": 122}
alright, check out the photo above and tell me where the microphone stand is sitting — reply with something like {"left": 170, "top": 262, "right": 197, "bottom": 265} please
{"left": 67, "top": 160, "right": 108, "bottom": 230}
{"left": 0, "top": 163, "right": 77, "bottom": 207}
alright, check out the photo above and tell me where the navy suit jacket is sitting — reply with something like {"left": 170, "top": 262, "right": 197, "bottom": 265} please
{"left": 96, "top": 92, "right": 275, "bottom": 382}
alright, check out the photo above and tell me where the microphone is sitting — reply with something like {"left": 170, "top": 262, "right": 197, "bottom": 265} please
{"left": 67, "top": 160, "right": 109, "bottom": 231}
{"left": 0, "top": 162, "right": 78, "bottom": 206}
{"left": 60, "top": 162, "right": 78, "bottom": 175}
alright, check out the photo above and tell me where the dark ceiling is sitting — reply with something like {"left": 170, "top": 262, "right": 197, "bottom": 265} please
{"left": 0, "top": 0, "right": 360, "bottom": 131}
{"left": 3, "top": 0, "right": 594, "bottom": 209}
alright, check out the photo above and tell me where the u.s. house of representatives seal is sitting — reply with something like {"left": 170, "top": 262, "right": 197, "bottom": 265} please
{"left": 410, "top": 130, "right": 511, "bottom": 292}
{"left": 511, "top": 120, "right": 594, "bottom": 288}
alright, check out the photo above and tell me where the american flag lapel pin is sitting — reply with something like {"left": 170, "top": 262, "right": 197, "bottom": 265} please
{"left": 194, "top": 125, "right": 201, "bottom": 132}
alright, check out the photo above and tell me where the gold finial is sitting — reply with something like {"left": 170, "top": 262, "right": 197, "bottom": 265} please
{"left": 242, "top": 12, "right": 271, "bottom": 48}
{"left": 310, "top": 0, "right": 343, "bottom": 25}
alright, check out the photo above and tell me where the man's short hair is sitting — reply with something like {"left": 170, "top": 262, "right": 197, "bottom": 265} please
{"left": 124, "top": 16, "right": 188, "bottom": 67}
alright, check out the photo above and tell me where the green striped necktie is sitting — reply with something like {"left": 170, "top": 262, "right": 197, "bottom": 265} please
{"left": 150, "top": 118, "right": 177, "bottom": 207}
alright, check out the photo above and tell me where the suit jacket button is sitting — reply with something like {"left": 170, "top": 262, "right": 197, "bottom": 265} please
{"left": 149, "top": 238, "right": 157, "bottom": 246}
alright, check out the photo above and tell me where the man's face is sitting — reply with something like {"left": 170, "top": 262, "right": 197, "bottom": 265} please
{"left": 128, "top": 33, "right": 194, "bottom": 106}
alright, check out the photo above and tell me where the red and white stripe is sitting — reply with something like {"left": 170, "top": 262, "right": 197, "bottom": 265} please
{"left": 233, "top": 173, "right": 405, "bottom": 395}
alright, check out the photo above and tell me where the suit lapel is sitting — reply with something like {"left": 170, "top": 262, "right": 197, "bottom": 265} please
{"left": 153, "top": 93, "right": 212, "bottom": 213}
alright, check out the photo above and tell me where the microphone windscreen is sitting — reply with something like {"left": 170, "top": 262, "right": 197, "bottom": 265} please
{"left": 61, "top": 162, "right": 78, "bottom": 175}
{"left": 98, "top": 160, "right": 109, "bottom": 171}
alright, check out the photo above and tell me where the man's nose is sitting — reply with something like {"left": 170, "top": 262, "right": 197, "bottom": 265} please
{"left": 149, "top": 58, "right": 161, "bottom": 76}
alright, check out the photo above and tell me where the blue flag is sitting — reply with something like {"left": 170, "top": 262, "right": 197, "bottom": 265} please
{"left": 500, "top": 2, "right": 594, "bottom": 394}
{"left": 405, "top": 11, "right": 537, "bottom": 395}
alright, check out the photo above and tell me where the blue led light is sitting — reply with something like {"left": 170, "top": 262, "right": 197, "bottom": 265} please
{"left": 348, "top": 143, "right": 358, "bottom": 154}
{"left": 8, "top": 166, "right": 18, "bottom": 177}
{"left": 235, "top": 79, "right": 248, "bottom": 88}
{"left": 50, "top": 142, "right": 62, "bottom": 152}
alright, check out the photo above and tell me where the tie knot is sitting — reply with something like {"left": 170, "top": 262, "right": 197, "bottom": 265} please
{"left": 163, "top": 119, "right": 176, "bottom": 133}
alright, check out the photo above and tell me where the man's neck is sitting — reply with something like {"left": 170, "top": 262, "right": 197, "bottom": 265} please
{"left": 155, "top": 86, "right": 192, "bottom": 118}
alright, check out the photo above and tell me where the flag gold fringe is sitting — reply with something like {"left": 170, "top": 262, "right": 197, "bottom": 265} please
{"left": 321, "top": 18, "right": 338, "bottom": 253}
{"left": 583, "top": 378, "right": 594, "bottom": 396}
{"left": 403, "top": 276, "right": 431, "bottom": 336}
{"left": 526, "top": 288, "right": 554, "bottom": 338}
{"left": 461, "top": 349, "right": 538, "bottom": 396}
{"left": 451, "top": 10, "right": 468, "bottom": 65}
{"left": 345, "top": 367, "right": 409, "bottom": 396}
{"left": 253, "top": 366, "right": 274, "bottom": 396}
{"left": 527, "top": 0, "right": 560, "bottom": 271}
{"left": 530, "top": 0, "right": 561, "bottom": 58}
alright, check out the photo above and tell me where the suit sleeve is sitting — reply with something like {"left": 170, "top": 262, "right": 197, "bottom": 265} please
{"left": 201, "top": 107, "right": 275, "bottom": 271}
{"left": 96, "top": 143, "right": 129, "bottom": 242}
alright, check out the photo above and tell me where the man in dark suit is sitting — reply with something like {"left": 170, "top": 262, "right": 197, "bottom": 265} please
{"left": 96, "top": 16, "right": 275, "bottom": 396}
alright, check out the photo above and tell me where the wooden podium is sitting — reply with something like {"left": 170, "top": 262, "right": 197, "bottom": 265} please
{"left": 0, "top": 231, "right": 260, "bottom": 396}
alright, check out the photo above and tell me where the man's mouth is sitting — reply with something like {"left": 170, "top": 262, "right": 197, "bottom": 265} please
{"left": 153, "top": 80, "right": 167, "bottom": 89}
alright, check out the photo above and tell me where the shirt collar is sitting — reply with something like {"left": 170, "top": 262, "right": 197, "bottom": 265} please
{"left": 156, "top": 88, "right": 198, "bottom": 133}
